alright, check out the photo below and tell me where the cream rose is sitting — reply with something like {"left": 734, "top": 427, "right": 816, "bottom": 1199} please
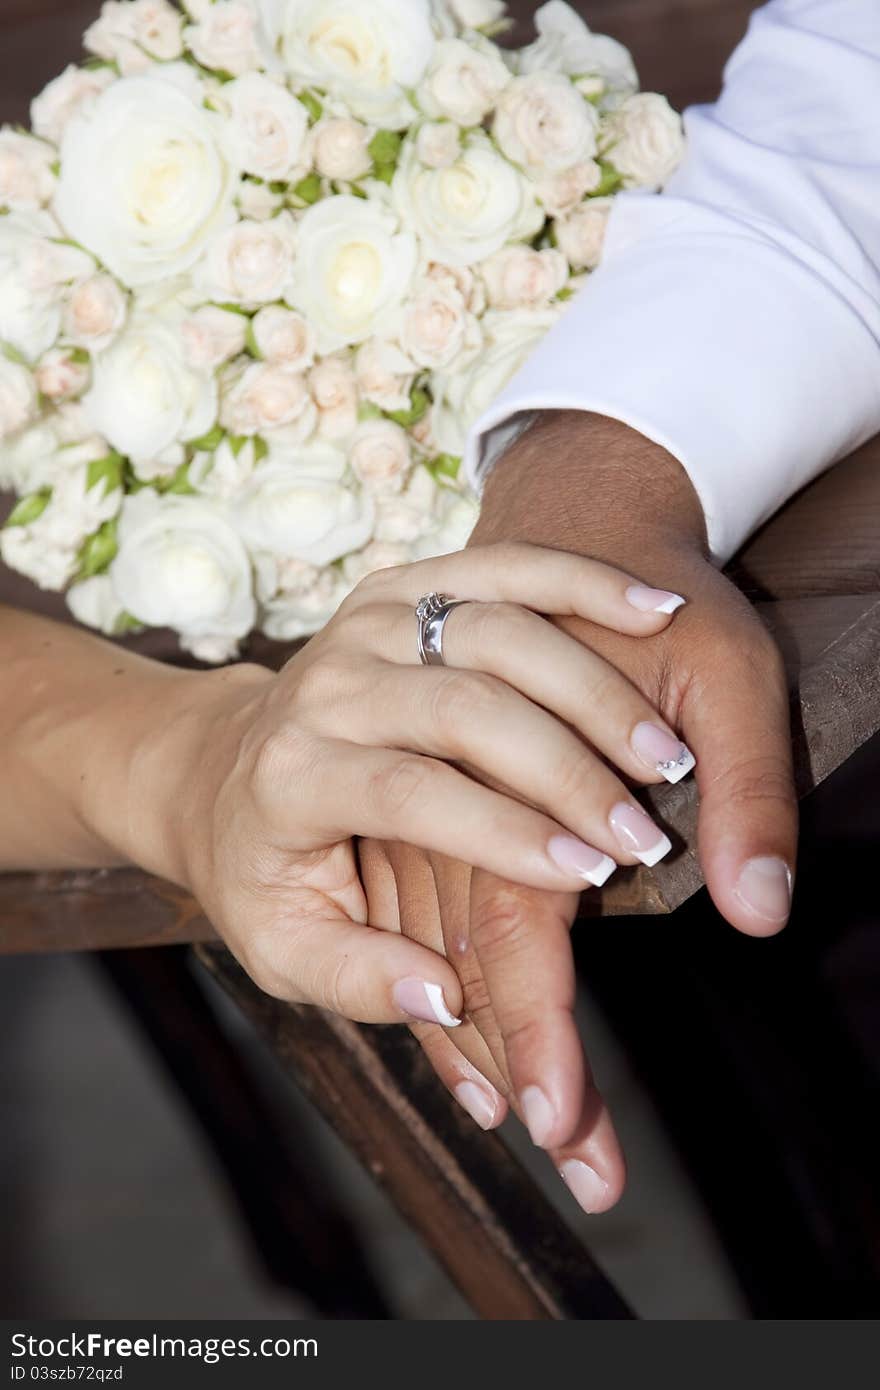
{"left": 0, "top": 458, "right": 123, "bottom": 593}
{"left": 448, "top": 0, "right": 507, "bottom": 29}
{"left": 183, "top": 0, "right": 267, "bottom": 76}
{"left": 399, "top": 279, "right": 479, "bottom": 370}
{"left": 0, "top": 215, "right": 66, "bottom": 363}
{"left": 519, "top": 2, "right": 637, "bottom": 98}
{"left": 309, "top": 355, "right": 358, "bottom": 441}
{"left": 494, "top": 72, "right": 599, "bottom": 175}
{"left": 190, "top": 435, "right": 260, "bottom": 500}
{"left": 372, "top": 465, "right": 437, "bottom": 543}
{"left": 63, "top": 275, "right": 128, "bottom": 353}
{"left": 0, "top": 357, "right": 38, "bottom": 441}
{"left": 312, "top": 118, "right": 373, "bottom": 182}
{"left": 287, "top": 195, "right": 417, "bottom": 351}
{"left": 0, "top": 130, "right": 56, "bottom": 212}
{"left": 260, "top": 568, "right": 353, "bottom": 641}
{"left": 480, "top": 245, "right": 568, "bottom": 309}
{"left": 418, "top": 36, "right": 510, "bottom": 127}
{"left": 198, "top": 213, "right": 297, "bottom": 309}
{"left": 553, "top": 195, "right": 611, "bottom": 269}
{"left": 534, "top": 159, "right": 601, "bottom": 215}
{"left": 393, "top": 133, "right": 541, "bottom": 266}
{"left": 54, "top": 75, "right": 237, "bottom": 288}
{"left": 110, "top": 490, "right": 255, "bottom": 659}
{"left": 355, "top": 338, "right": 414, "bottom": 413}
{"left": 342, "top": 538, "right": 409, "bottom": 585}
{"left": 415, "top": 121, "right": 460, "bottom": 170}
{"left": 35, "top": 348, "right": 90, "bottom": 402}
{"left": 600, "top": 93, "right": 684, "bottom": 190}
{"left": 181, "top": 305, "right": 248, "bottom": 371}
{"left": 235, "top": 455, "right": 375, "bottom": 565}
{"left": 271, "top": 0, "right": 435, "bottom": 128}
{"left": 66, "top": 575, "right": 129, "bottom": 637}
{"left": 349, "top": 419, "right": 411, "bottom": 493}
{"left": 221, "top": 74, "right": 309, "bottom": 181}
{"left": 220, "top": 361, "right": 314, "bottom": 436}
{"left": 237, "top": 178, "right": 284, "bottom": 221}
{"left": 252, "top": 306, "right": 316, "bottom": 371}
{"left": 30, "top": 64, "right": 116, "bottom": 146}
{"left": 412, "top": 487, "right": 479, "bottom": 560}
{"left": 85, "top": 0, "right": 184, "bottom": 64}
{"left": 84, "top": 311, "right": 218, "bottom": 462}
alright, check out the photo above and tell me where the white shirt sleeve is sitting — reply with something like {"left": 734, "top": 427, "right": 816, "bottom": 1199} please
{"left": 464, "top": 0, "right": 880, "bottom": 563}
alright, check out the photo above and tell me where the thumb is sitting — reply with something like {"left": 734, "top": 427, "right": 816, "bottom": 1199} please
{"left": 682, "top": 633, "right": 797, "bottom": 936}
{"left": 242, "top": 912, "right": 465, "bottom": 1026}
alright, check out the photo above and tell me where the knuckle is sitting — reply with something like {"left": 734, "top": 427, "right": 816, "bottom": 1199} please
{"left": 368, "top": 754, "right": 433, "bottom": 819}
{"left": 548, "top": 749, "right": 598, "bottom": 808}
{"left": 430, "top": 669, "right": 501, "bottom": 742}
{"left": 711, "top": 750, "right": 794, "bottom": 809}
{"left": 471, "top": 885, "right": 531, "bottom": 962}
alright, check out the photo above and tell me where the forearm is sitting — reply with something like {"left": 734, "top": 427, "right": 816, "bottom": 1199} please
{"left": 0, "top": 605, "right": 268, "bottom": 880}
{"left": 471, "top": 412, "right": 709, "bottom": 570}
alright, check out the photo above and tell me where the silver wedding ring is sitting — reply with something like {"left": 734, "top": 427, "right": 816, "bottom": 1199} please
{"left": 415, "top": 592, "right": 468, "bottom": 667}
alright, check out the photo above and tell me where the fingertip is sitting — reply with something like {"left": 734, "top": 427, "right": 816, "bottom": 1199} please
{"left": 709, "top": 855, "right": 794, "bottom": 939}
{"left": 391, "top": 972, "right": 463, "bottom": 1027}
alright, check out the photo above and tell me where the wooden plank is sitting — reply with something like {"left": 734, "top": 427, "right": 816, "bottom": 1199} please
{"left": 195, "top": 941, "right": 633, "bottom": 1321}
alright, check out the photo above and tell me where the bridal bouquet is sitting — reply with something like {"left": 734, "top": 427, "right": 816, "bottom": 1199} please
{"left": 0, "top": 0, "right": 683, "bottom": 660}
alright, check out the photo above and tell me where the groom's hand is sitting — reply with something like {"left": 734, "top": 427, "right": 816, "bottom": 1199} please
{"left": 360, "top": 412, "right": 796, "bottom": 1210}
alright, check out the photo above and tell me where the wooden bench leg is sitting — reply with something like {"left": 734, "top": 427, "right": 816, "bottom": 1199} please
{"left": 195, "top": 942, "right": 633, "bottom": 1321}
{"left": 96, "top": 946, "right": 391, "bottom": 1319}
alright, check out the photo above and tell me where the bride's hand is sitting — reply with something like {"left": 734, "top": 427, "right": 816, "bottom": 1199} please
{"left": 167, "top": 542, "right": 687, "bottom": 1023}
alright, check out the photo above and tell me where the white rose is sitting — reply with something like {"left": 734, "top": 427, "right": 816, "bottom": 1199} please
{"left": 519, "top": 2, "right": 637, "bottom": 99}
{"left": 0, "top": 357, "right": 38, "bottom": 441}
{"left": 373, "top": 464, "right": 437, "bottom": 543}
{"left": 309, "top": 355, "right": 358, "bottom": 441}
{"left": 84, "top": 311, "right": 217, "bottom": 462}
{"left": 63, "top": 275, "right": 128, "bottom": 353}
{"left": 85, "top": 0, "right": 183, "bottom": 64}
{"left": 415, "top": 121, "right": 460, "bottom": 170}
{"left": 54, "top": 76, "right": 237, "bottom": 288}
{"left": 260, "top": 568, "right": 352, "bottom": 641}
{"left": 181, "top": 305, "right": 248, "bottom": 371}
{"left": 355, "top": 338, "right": 414, "bottom": 413}
{"left": 0, "top": 460, "right": 122, "bottom": 592}
{"left": 190, "top": 435, "right": 261, "bottom": 501}
{"left": 237, "top": 178, "right": 284, "bottom": 221}
{"left": 393, "top": 133, "right": 541, "bottom": 267}
{"left": 287, "top": 196, "right": 417, "bottom": 351}
{"left": 271, "top": 0, "right": 434, "bottom": 128}
{"left": 254, "top": 551, "right": 320, "bottom": 603}
{"left": 427, "top": 260, "right": 486, "bottom": 314}
{"left": 432, "top": 307, "right": 560, "bottom": 453}
{"left": 342, "top": 538, "right": 410, "bottom": 585}
{"left": 399, "top": 279, "right": 479, "bottom": 370}
{"left": 30, "top": 65, "right": 116, "bottom": 146}
{"left": 480, "top": 245, "right": 568, "bottom": 309}
{"left": 448, "top": 0, "right": 507, "bottom": 29}
{"left": 494, "top": 72, "right": 599, "bottom": 175}
{"left": 198, "top": 213, "right": 297, "bottom": 308}
{"left": 66, "top": 574, "right": 129, "bottom": 636}
{"left": 220, "top": 361, "right": 314, "bottom": 436}
{"left": 235, "top": 455, "right": 375, "bottom": 565}
{"left": 312, "top": 118, "right": 373, "bottom": 182}
{"left": 349, "top": 419, "right": 411, "bottom": 493}
{"left": 0, "top": 130, "right": 56, "bottom": 212}
{"left": 418, "top": 36, "right": 510, "bottom": 127}
{"left": 0, "top": 216, "right": 63, "bottom": 363}
{"left": 251, "top": 306, "right": 316, "bottom": 371}
{"left": 534, "top": 159, "right": 601, "bottom": 215}
{"left": 412, "top": 487, "right": 478, "bottom": 559}
{"left": 554, "top": 195, "right": 612, "bottom": 269}
{"left": 600, "top": 93, "right": 684, "bottom": 190}
{"left": 111, "top": 490, "right": 256, "bottom": 653}
{"left": 221, "top": 74, "right": 309, "bottom": 181}
{"left": 35, "top": 348, "right": 90, "bottom": 402}
{"left": 184, "top": 0, "right": 268, "bottom": 76}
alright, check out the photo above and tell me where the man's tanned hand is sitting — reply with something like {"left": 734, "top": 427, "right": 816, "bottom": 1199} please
{"left": 359, "top": 412, "right": 796, "bottom": 1212}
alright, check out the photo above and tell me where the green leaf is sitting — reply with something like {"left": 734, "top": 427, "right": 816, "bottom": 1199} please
{"left": 430, "top": 454, "right": 461, "bottom": 481}
{"left": 187, "top": 423, "right": 225, "bottom": 452}
{"left": 299, "top": 90, "right": 323, "bottom": 125}
{"left": 293, "top": 172, "right": 323, "bottom": 205}
{"left": 372, "top": 163, "right": 396, "bottom": 186}
{"left": 5, "top": 488, "right": 51, "bottom": 528}
{"left": 268, "top": 179, "right": 289, "bottom": 196}
{"left": 86, "top": 451, "right": 124, "bottom": 497}
{"left": 244, "top": 320, "right": 262, "bottom": 359}
{"left": 210, "top": 301, "right": 249, "bottom": 317}
{"left": 1, "top": 342, "right": 28, "bottom": 366}
{"left": 252, "top": 436, "right": 269, "bottom": 464}
{"left": 157, "top": 462, "right": 196, "bottom": 496}
{"left": 77, "top": 519, "right": 118, "bottom": 579}
{"left": 113, "top": 611, "right": 144, "bottom": 636}
{"left": 69, "top": 346, "right": 91, "bottom": 366}
{"left": 593, "top": 159, "right": 624, "bottom": 196}
{"left": 357, "top": 401, "right": 384, "bottom": 423}
{"left": 227, "top": 434, "right": 249, "bottom": 458}
{"left": 386, "top": 386, "right": 430, "bottom": 429}
{"left": 368, "top": 129, "right": 402, "bottom": 167}
{"left": 556, "top": 286, "right": 576, "bottom": 302}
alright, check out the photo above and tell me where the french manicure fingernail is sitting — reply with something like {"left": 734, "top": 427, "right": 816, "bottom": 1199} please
{"left": 734, "top": 856, "right": 793, "bottom": 927}
{"left": 626, "top": 585, "right": 686, "bottom": 615}
{"left": 547, "top": 835, "right": 617, "bottom": 887}
{"left": 631, "top": 722, "right": 696, "bottom": 784}
{"left": 609, "top": 803, "right": 672, "bottom": 867}
{"left": 559, "top": 1159, "right": 610, "bottom": 1214}
{"left": 521, "top": 1085, "right": 556, "bottom": 1147}
{"left": 455, "top": 1080, "right": 499, "bottom": 1131}
{"left": 393, "top": 978, "right": 461, "bottom": 1027}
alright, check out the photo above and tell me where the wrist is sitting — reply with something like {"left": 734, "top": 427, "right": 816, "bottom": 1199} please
{"left": 472, "top": 412, "right": 709, "bottom": 568}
